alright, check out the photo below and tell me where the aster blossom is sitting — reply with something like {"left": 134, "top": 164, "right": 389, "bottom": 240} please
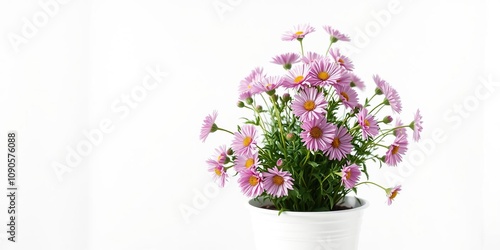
{"left": 262, "top": 167, "right": 294, "bottom": 198}
{"left": 291, "top": 87, "right": 328, "bottom": 121}
{"left": 201, "top": 24, "right": 423, "bottom": 212}
{"left": 282, "top": 24, "right": 315, "bottom": 41}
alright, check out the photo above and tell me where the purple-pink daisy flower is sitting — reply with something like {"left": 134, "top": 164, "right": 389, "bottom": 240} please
{"left": 238, "top": 169, "right": 264, "bottom": 197}
{"left": 213, "top": 145, "right": 228, "bottom": 164}
{"left": 282, "top": 24, "right": 315, "bottom": 41}
{"left": 349, "top": 73, "right": 366, "bottom": 90}
{"left": 386, "top": 185, "right": 402, "bottom": 205}
{"left": 300, "top": 117, "right": 336, "bottom": 151}
{"left": 235, "top": 153, "right": 259, "bottom": 173}
{"left": 373, "top": 75, "right": 402, "bottom": 113}
{"left": 323, "top": 25, "right": 350, "bottom": 42}
{"left": 232, "top": 125, "right": 258, "bottom": 156}
{"left": 291, "top": 87, "right": 328, "bottom": 121}
{"left": 335, "top": 85, "right": 359, "bottom": 109}
{"left": 254, "top": 75, "right": 284, "bottom": 94}
{"left": 325, "top": 126, "right": 353, "bottom": 160}
{"left": 262, "top": 167, "right": 294, "bottom": 197}
{"left": 357, "top": 108, "right": 379, "bottom": 140}
{"left": 385, "top": 133, "right": 409, "bottom": 166}
{"left": 410, "top": 109, "right": 423, "bottom": 142}
{"left": 341, "top": 164, "right": 361, "bottom": 189}
{"left": 238, "top": 67, "right": 265, "bottom": 98}
{"left": 200, "top": 110, "right": 218, "bottom": 142}
{"left": 329, "top": 48, "right": 354, "bottom": 71}
{"left": 302, "top": 51, "right": 325, "bottom": 65}
{"left": 283, "top": 64, "right": 311, "bottom": 88}
{"left": 271, "top": 52, "right": 301, "bottom": 70}
{"left": 308, "top": 58, "right": 343, "bottom": 86}
{"left": 207, "top": 159, "right": 228, "bottom": 188}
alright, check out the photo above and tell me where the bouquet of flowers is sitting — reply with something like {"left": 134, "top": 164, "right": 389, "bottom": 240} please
{"left": 200, "top": 24, "right": 423, "bottom": 212}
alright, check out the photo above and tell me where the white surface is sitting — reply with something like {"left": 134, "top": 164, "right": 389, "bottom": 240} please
{"left": 0, "top": 0, "right": 498, "bottom": 249}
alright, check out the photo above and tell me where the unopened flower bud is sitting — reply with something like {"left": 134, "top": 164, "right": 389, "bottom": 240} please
{"left": 246, "top": 97, "right": 253, "bottom": 105}
{"left": 266, "top": 89, "right": 276, "bottom": 96}
{"left": 276, "top": 158, "right": 283, "bottom": 167}
{"left": 237, "top": 101, "right": 245, "bottom": 108}
{"left": 226, "top": 148, "right": 234, "bottom": 156}
{"left": 382, "top": 116, "right": 393, "bottom": 124}
{"left": 282, "top": 93, "right": 291, "bottom": 103}
{"left": 256, "top": 105, "right": 263, "bottom": 113}
{"left": 286, "top": 133, "right": 295, "bottom": 141}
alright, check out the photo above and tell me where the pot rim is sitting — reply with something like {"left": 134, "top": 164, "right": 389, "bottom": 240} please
{"left": 248, "top": 196, "right": 369, "bottom": 215}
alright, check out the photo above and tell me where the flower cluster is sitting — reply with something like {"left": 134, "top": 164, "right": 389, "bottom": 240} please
{"left": 200, "top": 24, "right": 423, "bottom": 211}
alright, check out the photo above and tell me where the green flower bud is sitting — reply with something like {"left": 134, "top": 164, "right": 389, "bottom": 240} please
{"left": 226, "top": 148, "right": 234, "bottom": 156}
{"left": 282, "top": 93, "right": 291, "bottom": 103}
{"left": 382, "top": 116, "right": 393, "bottom": 124}
{"left": 286, "top": 133, "right": 295, "bottom": 141}
{"left": 270, "top": 94, "right": 278, "bottom": 102}
{"left": 256, "top": 105, "right": 263, "bottom": 113}
{"left": 237, "top": 101, "right": 245, "bottom": 108}
{"left": 245, "top": 97, "right": 253, "bottom": 105}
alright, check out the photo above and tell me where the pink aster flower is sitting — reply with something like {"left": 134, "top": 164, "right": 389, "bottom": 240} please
{"left": 291, "top": 87, "right": 328, "bottom": 121}
{"left": 410, "top": 109, "right": 423, "bottom": 142}
{"left": 385, "top": 133, "right": 409, "bottom": 166}
{"left": 283, "top": 64, "right": 311, "bottom": 88}
{"left": 341, "top": 164, "right": 361, "bottom": 189}
{"left": 213, "top": 145, "right": 228, "bottom": 164}
{"left": 239, "top": 67, "right": 265, "bottom": 98}
{"left": 386, "top": 185, "right": 402, "bottom": 205}
{"left": 238, "top": 169, "right": 264, "bottom": 197}
{"left": 254, "top": 75, "right": 284, "bottom": 94}
{"left": 357, "top": 108, "right": 379, "bottom": 139}
{"left": 302, "top": 51, "right": 325, "bottom": 65}
{"left": 394, "top": 118, "right": 406, "bottom": 138}
{"left": 335, "top": 70, "right": 352, "bottom": 86}
{"left": 262, "top": 167, "right": 294, "bottom": 197}
{"left": 232, "top": 125, "right": 258, "bottom": 156}
{"left": 323, "top": 25, "right": 350, "bottom": 42}
{"left": 235, "top": 153, "right": 259, "bottom": 172}
{"left": 200, "top": 110, "right": 218, "bottom": 142}
{"left": 325, "top": 126, "right": 353, "bottom": 160}
{"left": 300, "top": 117, "right": 336, "bottom": 151}
{"left": 329, "top": 48, "right": 354, "bottom": 71}
{"left": 308, "top": 58, "right": 343, "bottom": 86}
{"left": 349, "top": 73, "right": 366, "bottom": 90}
{"left": 207, "top": 159, "right": 228, "bottom": 187}
{"left": 335, "top": 85, "right": 359, "bottom": 109}
{"left": 282, "top": 24, "right": 315, "bottom": 41}
{"left": 271, "top": 52, "right": 301, "bottom": 70}
{"left": 373, "top": 75, "right": 402, "bottom": 113}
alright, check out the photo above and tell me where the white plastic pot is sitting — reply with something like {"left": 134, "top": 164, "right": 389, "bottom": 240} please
{"left": 248, "top": 196, "right": 368, "bottom": 250}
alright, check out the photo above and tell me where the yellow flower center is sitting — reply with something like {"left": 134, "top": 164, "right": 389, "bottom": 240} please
{"left": 391, "top": 146, "right": 400, "bottom": 155}
{"left": 214, "top": 168, "right": 222, "bottom": 176}
{"left": 340, "top": 92, "right": 349, "bottom": 101}
{"left": 364, "top": 119, "right": 370, "bottom": 127}
{"left": 247, "top": 84, "right": 252, "bottom": 89}
{"left": 310, "top": 127, "right": 323, "bottom": 139}
{"left": 345, "top": 171, "right": 351, "bottom": 180}
{"left": 294, "top": 75, "right": 304, "bottom": 84}
{"left": 243, "top": 136, "right": 252, "bottom": 147}
{"left": 318, "top": 71, "right": 329, "bottom": 81}
{"left": 217, "top": 155, "right": 223, "bottom": 162}
{"left": 272, "top": 175, "right": 284, "bottom": 185}
{"left": 245, "top": 158, "right": 254, "bottom": 168}
{"left": 338, "top": 58, "right": 345, "bottom": 64}
{"left": 295, "top": 31, "right": 304, "bottom": 35}
{"left": 390, "top": 190, "right": 399, "bottom": 200}
{"left": 303, "top": 100, "right": 316, "bottom": 111}
{"left": 249, "top": 176, "right": 259, "bottom": 186}
{"left": 332, "top": 137, "right": 340, "bottom": 148}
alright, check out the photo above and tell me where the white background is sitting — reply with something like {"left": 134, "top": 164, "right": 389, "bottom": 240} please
{"left": 0, "top": 0, "right": 499, "bottom": 249}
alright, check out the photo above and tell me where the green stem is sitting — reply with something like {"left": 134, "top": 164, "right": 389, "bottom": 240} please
{"left": 355, "top": 181, "right": 387, "bottom": 191}
{"left": 217, "top": 127, "right": 234, "bottom": 135}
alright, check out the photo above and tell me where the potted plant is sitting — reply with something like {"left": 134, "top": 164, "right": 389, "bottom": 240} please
{"left": 200, "top": 24, "right": 423, "bottom": 250}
